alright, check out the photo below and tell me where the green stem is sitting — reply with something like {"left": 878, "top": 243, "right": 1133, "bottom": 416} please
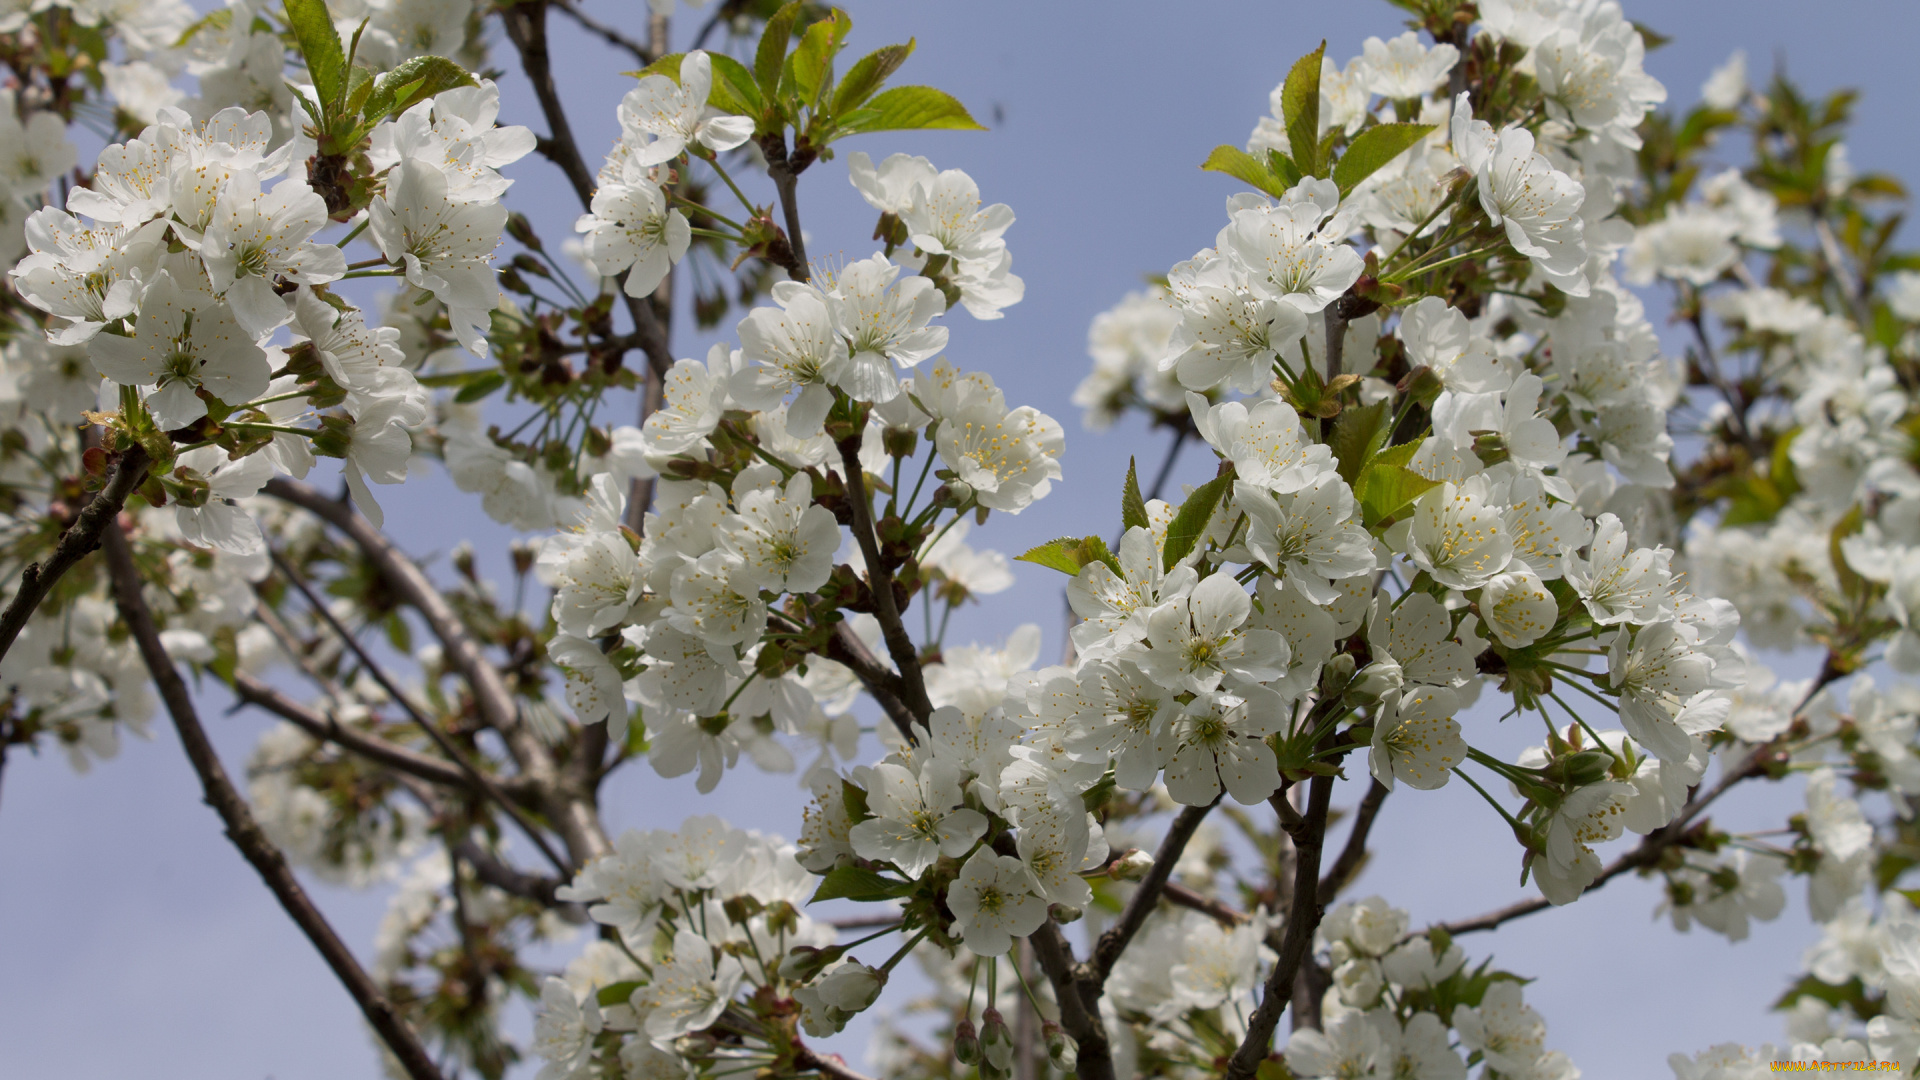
{"left": 335, "top": 217, "right": 371, "bottom": 249}
{"left": 707, "top": 157, "right": 758, "bottom": 217}
{"left": 877, "top": 926, "right": 931, "bottom": 974}
{"left": 1456, "top": 765, "right": 1526, "bottom": 832}
{"left": 668, "top": 189, "right": 746, "bottom": 231}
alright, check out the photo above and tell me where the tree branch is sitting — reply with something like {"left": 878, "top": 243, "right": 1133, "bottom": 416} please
{"left": 1318, "top": 779, "right": 1389, "bottom": 899}
{"left": 834, "top": 438, "right": 933, "bottom": 725}
{"left": 231, "top": 673, "right": 476, "bottom": 792}
{"left": 1227, "top": 772, "right": 1333, "bottom": 1079}
{"left": 263, "top": 478, "right": 610, "bottom": 867}
{"left": 497, "top": 0, "right": 675, "bottom": 381}
{"left": 759, "top": 134, "right": 811, "bottom": 281}
{"left": 1090, "top": 801, "right": 1216, "bottom": 982}
{"left": 1027, "top": 922, "right": 1114, "bottom": 1080}
{"left": 551, "top": 0, "right": 652, "bottom": 64}
{"left": 265, "top": 543, "right": 572, "bottom": 877}
{"left": 792, "top": 1046, "right": 881, "bottom": 1080}
{"left": 0, "top": 443, "right": 148, "bottom": 664}
{"left": 101, "top": 522, "right": 445, "bottom": 1080}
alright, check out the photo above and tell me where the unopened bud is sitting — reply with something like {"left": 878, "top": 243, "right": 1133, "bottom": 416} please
{"left": 1319, "top": 653, "right": 1357, "bottom": 696}
{"left": 1049, "top": 902, "right": 1084, "bottom": 924}
{"left": 505, "top": 211, "right": 543, "bottom": 251}
{"left": 1398, "top": 365, "right": 1445, "bottom": 407}
{"left": 881, "top": 425, "right": 918, "bottom": 459}
{"left": 1044, "top": 1022, "right": 1078, "bottom": 1071}
{"left": 1110, "top": 849, "right": 1154, "bottom": 882}
{"left": 1544, "top": 748, "right": 1613, "bottom": 787}
{"left": 778, "top": 943, "right": 844, "bottom": 981}
{"left": 1346, "top": 657, "right": 1403, "bottom": 705}
{"left": 980, "top": 1008, "right": 1014, "bottom": 1072}
{"left": 509, "top": 538, "right": 537, "bottom": 577}
{"left": 952, "top": 1019, "right": 981, "bottom": 1065}
{"left": 451, "top": 541, "right": 477, "bottom": 582}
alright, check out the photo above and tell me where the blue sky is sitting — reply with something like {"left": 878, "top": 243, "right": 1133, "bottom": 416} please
{"left": 6, "top": 2, "right": 1920, "bottom": 1077}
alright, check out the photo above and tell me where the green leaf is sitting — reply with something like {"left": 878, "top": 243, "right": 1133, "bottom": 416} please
{"left": 755, "top": 1, "right": 803, "bottom": 100}
{"left": 840, "top": 777, "right": 871, "bottom": 824}
{"left": 1121, "top": 457, "right": 1150, "bottom": 532}
{"left": 1199, "top": 145, "right": 1290, "bottom": 199}
{"left": 810, "top": 864, "right": 912, "bottom": 904}
{"left": 1016, "top": 536, "right": 1122, "bottom": 577}
{"left": 596, "top": 980, "right": 642, "bottom": 1007}
{"left": 1332, "top": 122, "right": 1436, "bottom": 196}
{"left": 1831, "top": 503, "right": 1867, "bottom": 598}
{"left": 284, "top": 0, "right": 347, "bottom": 110}
{"left": 832, "top": 40, "right": 914, "bottom": 117}
{"left": 1267, "top": 148, "right": 1303, "bottom": 187}
{"left": 453, "top": 371, "right": 505, "bottom": 403}
{"left": 1329, "top": 400, "right": 1388, "bottom": 485}
{"left": 835, "top": 85, "right": 985, "bottom": 135}
{"left": 1357, "top": 441, "right": 1438, "bottom": 528}
{"left": 791, "top": 9, "right": 852, "bottom": 110}
{"left": 1161, "top": 473, "right": 1233, "bottom": 567}
{"left": 708, "top": 53, "right": 764, "bottom": 116}
{"left": 366, "top": 55, "right": 476, "bottom": 122}
{"left": 1283, "top": 42, "right": 1326, "bottom": 177}
{"left": 173, "top": 7, "right": 232, "bottom": 49}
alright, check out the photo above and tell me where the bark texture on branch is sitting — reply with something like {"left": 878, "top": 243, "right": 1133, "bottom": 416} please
{"left": 0, "top": 443, "right": 149, "bottom": 664}
{"left": 103, "top": 523, "right": 445, "bottom": 1080}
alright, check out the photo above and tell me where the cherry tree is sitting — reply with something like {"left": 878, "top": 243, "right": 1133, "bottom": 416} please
{"left": 0, "top": 1, "right": 1915, "bottom": 1078}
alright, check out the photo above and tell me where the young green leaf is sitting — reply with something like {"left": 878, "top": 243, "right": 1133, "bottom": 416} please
{"left": 1121, "top": 457, "right": 1150, "bottom": 532}
{"left": 1329, "top": 399, "right": 1388, "bottom": 484}
{"left": 1283, "top": 41, "right": 1327, "bottom": 177}
{"left": 835, "top": 85, "right": 985, "bottom": 135}
{"left": 596, "top": 980, "right": 643, "bottom": 1007}
{"left": 791, "top": 9, "right": 853, "bottom": 110}
{"left": 832, "top": 40, "right": 914, "bottom": 117}
{"left": 810, "top": 864, "right": 912, "bottom": 903}
{"left": 1357, "top": 456, "right": 1439, "bottom": 529}
{"left": 365, "top": 55, "right": 476, "bottom": 123}
{"left": 708, "top": 53, "right": 764, "bottom": 116}
{"left": 1016, "top": 536, "right": 1121, "bottom": 576}
{"left": 1266, "top": 148, "right": 1303, "bottom": 186}
{"left": 1161, "top": 473, "right": 1233, "bottom": 567}
{"left": 1332, "top": 122, "right": 1437, "bottom": 195}
{"left": 284, "top": 0, "right": 346, "bottom": 110}
{"left": 1199, "top": 145, "right": 1291, "bottom": 199}
{"left": 755, "top": 0, "right": 804, "bottom": 99}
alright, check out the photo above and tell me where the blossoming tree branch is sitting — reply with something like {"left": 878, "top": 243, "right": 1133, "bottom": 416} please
{"left": 2, "top": 0, "right": 1917, "bottom": 1076}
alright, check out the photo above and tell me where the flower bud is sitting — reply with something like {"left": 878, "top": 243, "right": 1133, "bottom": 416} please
{"left": 1044, "top": 1022, "right": 1078, "bottom": 1071}
{"left": 1346, "top": 657, "right": 1403, "bottom": 704}
{"left": 980, "top": 1008, "right": 1015, "bottom": 1072}
{"left": 1544, "top": 749, "right": 1613, "bottom": 788}
{"left": 778, "top": 944, "right": 844, "bottom": 981}
{"left": 816, "top": 960, "right": 886, "bottom": 1013}
{"left": 451, "top": 541, "right": 477, "bottom": 582}
{"left": 1110, "top": 849, "right": 1154, "bottom": 882}
{"left": 952, "top": 1019, "right": 981, "bottom": 1065}
{"left": 1319, "top": 652, "right": 1357, "bottom": 696}
{"left": 1049, "top": 903, "right": 1084, "bottom": 924}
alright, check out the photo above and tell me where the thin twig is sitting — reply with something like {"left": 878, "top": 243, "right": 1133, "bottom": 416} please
{"left": 1318, "top": 779, "right": 1389, "bottom": 898}
{"left": 1227, "top": 772, "right": 1333, "bottom": 1079}
{"left": 497, "top": 1, "right": 674, "bottom": 380}
{"left": 834, "top": 438, "right": 933, "bottom": 724}
{"left": 551, "top": 0, "right": 652, "bottom": 64}
{"left": 1812, "top": 213, "right": 1873, "bottom": 327}
{"left": 265, "top": 544, "right": 571, "bottom": 876}
{"left": 792, "top": 1046, "right": 881, "bottom": 1080}
{"left": 1144, "top": 426, "right": 1189, "bottom": 504}
{"left": 0, "top": 443, "right": 149, "bottom": 664}
{"left": 1028, "top": 922, "right": 1115, "bottom": 1080}
{"left": 231, "top": 674, "right": 476, "bottom": 792}
{"left": 1686, "top": 304, "right": 1758, "bottom": 454}
{"left": 101, "top": 522, "right": 445, "bottom": 1080}
{"left": 263, "top": 478, "right": 610, "bottom": 866}
{"left": 1091, "top": 801, "right": 1216, "bottom": 981}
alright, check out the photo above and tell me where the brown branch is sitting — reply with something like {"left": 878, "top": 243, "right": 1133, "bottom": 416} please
{"left": 793, "top": 1045, "right": 881, "bottom": 1080}
{"left": 1227, "top": 772, "right": 1333, "bottom": 1079}
{"left": 1090, "top": 801, "right": 1216, "bottom": 982}
{"left": 759, "top": 135, "right": 811, "bottom": 281}
{"left": 262, "top": 478, "right": 611, "bottom": 866}
{"left": 834, "top": 438, "right": 933, "bottom": 725}
{"left": 0, "top": 443, "right": 149, "bottom": 664}
{"left": 231, "top": 674, "right": 476, "bottom": 792}
{"left": 551, "top": 0, "right": 652, "bottom": 64}
{"left": 264, "top": 543, "right": 572, "bottom": 876}
{"left": 101, "top": 522, "right": 445, "bottom": 1080}
{"left": 1432, "top": 659, "right": 1845, "bottom": 939}
{"left": 498, "top": 0, "right": 675, "bottom": 382}
{"left": 1027, "top": 922, "right": 1115, "bottom": 1080}
{"left": 1163, "top": 880, "right": 1248, "bottom": 926}
{"left": 1318, "top": 779, "right": 1389, "bottom": 899}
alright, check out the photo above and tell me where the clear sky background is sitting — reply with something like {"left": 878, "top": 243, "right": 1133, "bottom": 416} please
{"left": 6, "top": 2, "right": 1920, "bottom": 1077}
